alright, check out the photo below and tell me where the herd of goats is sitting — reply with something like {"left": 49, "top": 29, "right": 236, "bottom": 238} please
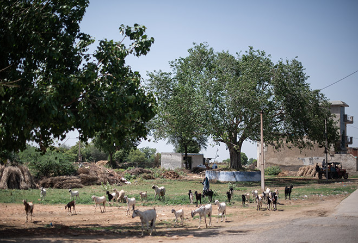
{"left": 21, "top": 184, "right": 294, "bottom": 236}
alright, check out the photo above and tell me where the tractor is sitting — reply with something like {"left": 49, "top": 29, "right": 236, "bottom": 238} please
{"left": 318, "top": 162, "right": 348, "bottom": 179}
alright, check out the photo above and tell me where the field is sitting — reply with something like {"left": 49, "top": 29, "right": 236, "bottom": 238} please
{"left": 0, "top": 174, "right": 357, "bottom": 242}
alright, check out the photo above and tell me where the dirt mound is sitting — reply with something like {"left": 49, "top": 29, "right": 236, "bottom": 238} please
{"left": 0, "top": 165, "right": 36, "bottom": 189}
{"left": 126, "top": 168, "right": 152, "bottom": 175}
{"left": 39, "top": 176, "right": 83, "bottom": 189}
{"left": 162, "top": 170, "right": 180, "bottom": 179}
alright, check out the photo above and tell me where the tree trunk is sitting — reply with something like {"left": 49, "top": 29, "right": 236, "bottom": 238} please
{"left": 228, "top": 144, "right": 242, "bottom": 170}
{"left": 108, "top": 152, "right": 117, "bottom": 169}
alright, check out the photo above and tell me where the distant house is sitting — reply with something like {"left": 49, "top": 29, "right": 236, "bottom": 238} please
{"left": 257, "top": 100, "right": 357, "bottom": 175}
{"left": 161, "top": 153, "right": 204, "bottom": 170}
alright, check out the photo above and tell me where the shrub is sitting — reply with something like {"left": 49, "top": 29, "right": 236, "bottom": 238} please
{"left": 264, "top": 166, "right": 281, "bottom": 175}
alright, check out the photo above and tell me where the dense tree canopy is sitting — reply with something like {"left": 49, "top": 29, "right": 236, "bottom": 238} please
{"left": 0, "top": 0, "right": 156, "bottom": 163}
{"left": 148, "top": 43, "right": 338, "bottom": 170}
{"left": 148, "top": 56, "right": 207, "bottom": 169}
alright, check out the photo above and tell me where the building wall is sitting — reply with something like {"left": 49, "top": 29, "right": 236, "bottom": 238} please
{"left": 161, "top": 153, "right": 183, "bottom": 170}
{"left": 161, "top": 153, "right": 204, "bottom": 170}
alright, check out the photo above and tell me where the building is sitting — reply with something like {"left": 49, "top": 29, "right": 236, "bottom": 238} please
{"left": 257, "top": 100, "right": 357, "bottom": 175}
{"left": 161, "top": 153, "right": 205, "bottom": 170}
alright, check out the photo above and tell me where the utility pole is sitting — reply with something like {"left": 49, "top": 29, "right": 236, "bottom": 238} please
{"left": 77, "top": 137, "right": 82, "bottom": 162}
{"left": 325, "top": 118, "right": 328, "bottom": 180}
{"left": 260, "top": 110, "right": 265, "bottom": 191}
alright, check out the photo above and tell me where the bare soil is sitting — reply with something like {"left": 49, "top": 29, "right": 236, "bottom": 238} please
{"left": 0, "top": 189, "right": 351, "bottom": 242}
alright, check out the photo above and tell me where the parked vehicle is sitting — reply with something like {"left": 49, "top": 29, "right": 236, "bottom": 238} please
{"left": 318, "top": 162, "right": 348, "bottom": 179}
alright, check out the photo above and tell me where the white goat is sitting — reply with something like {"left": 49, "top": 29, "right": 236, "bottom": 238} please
{"left": 132, "top": 208, "right": 157, "bottom": 236}
{"left": 112, "top": 188, "right": 120, "bottom": 202}
{"left": 191, "top": 203, "right": 212, "bottom": 228}
{"left": 91, "top": 195, "right": 106, "bottom": 213}
{"left": 256, "top": 195, "right": 263, "bottom": 211}
{"left": 139, "top": 191, "right": 147, "bottom": 201}
{"left": 214, "top": 200, "right": 226, "bottom": 223}
{"left": 152, "top": 185, "right": 166, "bottom": 200}
{"left": 116, "top": 189, "right": 125, "bottom": 203}
{"left": 69, "top": 189, "right": 80, "bottom": 200}
{"left": 23, "top": 200, "right": 34, "bottom": 222}
{"left": 251, "top": 190, "right": 258, "bottom": 201}
{"left": 171, "top": 208, "right": 184, "bottom": 226}
{"left": 40, "top": 187, "right": 46, "bottom": 201}
{"left": 124, "top": 196, "right": 136, "bottom": 215}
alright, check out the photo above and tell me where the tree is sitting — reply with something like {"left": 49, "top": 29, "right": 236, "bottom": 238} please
{"left": 147, "top": 55, "right": 208, "bottom": 169}
{"left": 0, "top": 1, "right": 156, "bottom": 164}
{"left": 158, "top": 43, "right": 338, "bottom": 170}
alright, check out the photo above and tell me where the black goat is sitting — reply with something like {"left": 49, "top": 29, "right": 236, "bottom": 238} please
{"left": 226, "top": 191, "right": 232, "bottom": 203}
{"left": 241, "top": 194, "right": 246, "bottom": 206}
{"left": 202, "top": 189, "right": 214, "bottom": 202}
{"left": 285, "top": 185, "right": 293, "bottom": 200}
{"left": 194, "top": 191, "right": 202, "bottom": 206}
{"left": 106, "top": 190, "right": 114, "bottom": 205}
{"left": 271, "top": 193, "right": 278, "bottom": 210}
{"left": 65, "top": 200, "right": 76, "bottom": 215}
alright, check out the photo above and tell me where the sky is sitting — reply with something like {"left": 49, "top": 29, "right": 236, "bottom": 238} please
{"left": 63, "top": 0, "right": 358, "bottom": 162}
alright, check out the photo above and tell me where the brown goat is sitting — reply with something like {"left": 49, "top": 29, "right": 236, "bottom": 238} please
{"left": 23, "top": 200, "right": 34, "bottom": 222}
{"left": 65, "top": 200, "right": 76, "bottom": 215}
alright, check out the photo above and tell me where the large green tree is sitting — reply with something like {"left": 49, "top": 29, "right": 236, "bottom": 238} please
{"left": 0, "top": 1, "right": 156, "bottom": 163}
{"left": 148, "top": 58, "right": 207, "bottom": 169}
{"left": 151, "top": 43, "right": 338, "bottom": 170}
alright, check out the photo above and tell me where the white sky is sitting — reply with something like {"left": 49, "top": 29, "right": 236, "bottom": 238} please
{"left": 62, "top": 0, "right": 358, "bottom": 162}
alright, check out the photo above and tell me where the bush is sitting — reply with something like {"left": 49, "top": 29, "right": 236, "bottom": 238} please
{"left": 19, "top": 147, "right": 76, "bottom": 178}
{"left": 264, "top": 166, "right": 281, "bottom": 175}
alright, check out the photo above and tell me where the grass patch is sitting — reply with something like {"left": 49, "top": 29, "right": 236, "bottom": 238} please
{"left": 0, "top": 177, "right": 357, "bottom": 206}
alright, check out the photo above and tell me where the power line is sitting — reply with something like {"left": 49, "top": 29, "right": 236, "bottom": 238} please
{"left": 320, "top": 70, "right": 358, "bottom": 91}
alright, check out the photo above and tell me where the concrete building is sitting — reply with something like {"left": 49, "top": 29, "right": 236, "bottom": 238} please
{"left": 257, "top": 100, "right": 357, "bottom": 175}
{"left": 161, "top": 153, "right": 204, "bottom": 170}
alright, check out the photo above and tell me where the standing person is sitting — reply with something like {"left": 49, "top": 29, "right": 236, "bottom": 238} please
{"left": 322, "top": 159, "right": 326, "bottom": 170}
{"left": 202, "top": 177, "right": 209, "bottom": 192}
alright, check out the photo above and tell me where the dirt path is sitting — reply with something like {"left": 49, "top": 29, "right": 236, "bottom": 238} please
{"left": 0, "top": 191, "right": 349, "bottom": 242}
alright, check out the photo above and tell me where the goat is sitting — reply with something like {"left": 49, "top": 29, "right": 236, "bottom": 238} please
{"left": 40, "top": 187, "right": 46, "bottom": 201}
{"left": 226, "top": 191, "right": 232, "bottom": 204}
{"left": 214, "top": 200, "right": 226, "bottom": 223}
{"left": 265, "top": 192, "right": 272, "bottom": 210}
{"left": 106, "top": 191, "right": 116, "bottom": 206}
{"left": 202, "top": 189, "right": 214, "bottom": 202}
{"left": 242, "top": 194, "right": 246, "bottom": 206}
{"left": 132, "top": 208, "right": 157, "bottom": 236}
{"left": 65, "top": 200, "right": 76, "bottom": 215}
{"left": 194, "top": 191, "right": 201, "bottom": 206}
{"left": 274, "top": 188, "right": 279, "bottom": 198}
{"left": 270, "top": 192, "right": 278, "bottom": 210}
{"left": 116, "top": 189, "right": 125, "bottom": 203}
{"left": 191, "top": 203, "right": 212, "bottom": 228}
{"left": 152, "top": 185, "right": 166, "bottom": 201}
{"left": 23, "top": 200, "right": 34, "bottom": 222}
{"left": 171, "top": 208, "right": 184, "bottom": 226}
{"left": 256, "top": 195, "right": 263, "bottom": 211}
{"left": 188, "top": 190, "right": 194, "bottom": 204}
{"left": 69, "top": 189, "right": 79, "bottom": 200}
{"left": 251, "top": 190, "right": 258, "bottom": 201}
{"left": 285, "top": 185, "right": 293, "bottom": 200}
{"left": 124, "top": 196, "right": 136, "bottom": 215}
{"left": 139, "top": 191, "right": 147, "bottom": 201}
{"left": 112, "top": 188, "right": 120, "bottom": 202}
{"left": 91, "top": 195, "right": 106, "bottom": 213}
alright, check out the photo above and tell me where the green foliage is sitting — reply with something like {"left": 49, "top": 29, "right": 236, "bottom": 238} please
{"left": 264, "top": 166, "right": 282, "bottom": 175}
{"left": 100, "top": 181, "right": 112, "bottom": 191}
{"left": 18, "top": 146, "right": 76, "bottom": 178}
{"left": 0, "top": 1, "right": 157, "bottom": 165}
{"left": 148, "top": 43, "right": 338, "bottom": 170}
